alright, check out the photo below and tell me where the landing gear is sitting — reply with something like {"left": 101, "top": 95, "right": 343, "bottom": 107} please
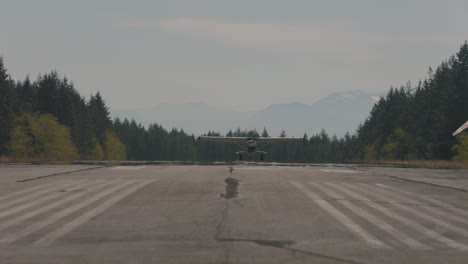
{"left": 238, "top": 154, "right": 243, "bottom": 161}
{"left": 260, "top": 154, "right": 264, "bottom": 162}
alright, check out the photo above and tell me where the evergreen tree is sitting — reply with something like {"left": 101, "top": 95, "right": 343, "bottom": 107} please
{"left": 16, "top": 75, "right": 36, "bottom": 112}
{"left": 0, "top": 57, "right": 14, "bottom": 155}
{"left": 37, "top": 71, "right": 61, "bottom": 116}
{"left": 88, "top": 92, "right": 111, "bottom": 145}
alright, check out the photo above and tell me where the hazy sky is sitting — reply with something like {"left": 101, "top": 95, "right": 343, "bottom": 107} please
{"left": 1, "top": 0, "right": 467, "bottom": 111}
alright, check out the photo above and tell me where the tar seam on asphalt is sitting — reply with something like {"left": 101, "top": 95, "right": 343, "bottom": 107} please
{"left": 214, "top": 200, "right": 367, "bottom": 264}
{"left": 213, "top": 167, "right": 368, "bottom": 264}
{"left": 16, "top": 166, "right": 103, "bottom": 183}
{"left": 221, "top": 167, "right": 240, "bottom": 199}
{"left": 375, "top": 172, "right": 468, "bottom": 193}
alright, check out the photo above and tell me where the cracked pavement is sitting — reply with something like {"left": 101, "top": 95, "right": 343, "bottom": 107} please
{"left": 0, "top": 164, "right": 468, "bottom": 263}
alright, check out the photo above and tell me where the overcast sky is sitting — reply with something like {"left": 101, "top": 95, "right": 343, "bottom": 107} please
{"left": 1, "top": 0, "right": 467, "bottom": 111}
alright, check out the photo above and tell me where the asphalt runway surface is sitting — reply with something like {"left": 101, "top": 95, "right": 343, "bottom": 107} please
{"left": 0, "top": 164, "right": 468, "bottom": 264}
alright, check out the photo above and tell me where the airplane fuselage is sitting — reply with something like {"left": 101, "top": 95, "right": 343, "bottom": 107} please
{"left": 198, "top": 135, "right": 304, "bottom": 161}
{"left": 246, "top": 139, "right": 257, "bottom": 153}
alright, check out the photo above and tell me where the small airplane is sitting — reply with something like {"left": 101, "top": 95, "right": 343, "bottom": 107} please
{"left": 198, "top": 136, "right": 305, "bottom": 161}
{"left": 453, "top": 121, "right": 468, "bottom": 136}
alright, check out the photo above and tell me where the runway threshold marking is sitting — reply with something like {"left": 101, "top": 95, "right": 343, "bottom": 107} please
{"left": 355, "top": 183, "right": 468, "bottom": 238}
{"left": 290, "top": 181, "right": 390, "bottom": 249}
{"left": 0, "top": 180, "right": 98, "bottom": 220}
{"left": 375, "top": 184, "right": 468, "bottom": 218}
{"left": 0, "top": 180, "right": 77, "bottom": 210}
{"left": 0, "top": 180, "right": 138, "bottom": 244}
{"left": 319, "top": 169, "right": 359, "bottom": 174}
{"left": 35, "top": 179, "right": 155, "bottom": 246}
{"left": 372, "top": 184, "right": 468, "bottom": 225}
{"left": 111, "top": 166, "right": 147, "bottom": 170}
{"left": 309, "top": 182, "right": 429, "bottom": 250}
{"left": 0, "top": 180, "right": 115, "bottom": 232}
{"left": 0, "top": 181, "right": 74, "bottom": 202}
{"left": 344, "top": 183, "right": 468, "bottom": 251}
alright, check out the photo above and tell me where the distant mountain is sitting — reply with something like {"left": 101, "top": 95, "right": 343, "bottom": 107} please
{"left": 111, "top": 90, "right": 384, "bottom": 137}
{"left": 112, "top": 103, "right": 251, "bottom": 133}
{"left": 245, "top": 90, "right": 383, "bottom": 137}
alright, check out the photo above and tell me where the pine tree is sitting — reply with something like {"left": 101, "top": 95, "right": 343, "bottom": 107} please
{"left": 0, "top": 57, "right": 14, "bottom": 155}
{"left": 88, "top": 92, "right": 111, "bottom": 145}
{"left": 37, "top": 71, "right": 61, "bottom": 116}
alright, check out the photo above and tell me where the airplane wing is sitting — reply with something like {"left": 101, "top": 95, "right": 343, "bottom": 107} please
{"left": 198, "top": 136, "right": 305, "bottom": 143}
{"left": 453, "top": 121, "right": 468, "bottom": 136}
{"left": 256, "top": 137, "right": 305, "bottom": 143}
{"left": 198, "top": 136, "right": 247, "bottom": 143}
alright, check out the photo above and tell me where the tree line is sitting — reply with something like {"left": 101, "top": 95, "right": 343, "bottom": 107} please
{"left": 0, "top": 41, "right": 467, "bottom": 162}
{"left": 355, "top": 41, "right": 468, "bottom": 161}
{"left": 0, "top": 65, "right": 125, "bottom": 161}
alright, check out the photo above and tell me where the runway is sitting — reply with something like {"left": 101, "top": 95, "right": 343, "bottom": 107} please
{"left": 0, "top": 164, "right": 468, "bottom": 263}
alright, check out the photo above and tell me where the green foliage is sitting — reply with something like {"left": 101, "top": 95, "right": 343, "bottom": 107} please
{"left": 452, "top": 133, "right": 468, "bottom": 162}
{"left": 2, "top": 41, "right": 468, "bottom": 163}
{"left": 87, "top": 137, "right": 104, "bottom": 160}
{"left": 364, "top": 144, "right": 378, "bottom": 161}
{"left": 8, "top": 113, "right": 78, "bottom": 160}
{"left": 0, "top": 57, "right": 15, "bottom": 155}
{"left": 0, "top": 60, "right": 112, "bottom": 160}
{"left": 103, "top": 130, "right": 126, "bottom": 160}
{"left": 381, "top": 128, "right": 409, "bottom": 160}
{"left": 356, "top": 41, "right": 468, "bottom": 161}
{"left": 88, "top": 92, "right": 111, "bottom": 145}
{"left": 8, "top": 115, "right": 36, "bottom": 158}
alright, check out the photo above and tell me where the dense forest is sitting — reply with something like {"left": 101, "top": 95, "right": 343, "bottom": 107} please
{"left": 0, "top": 41, "right": 467, "bottom": 163}
{"left": 356, "top": 41, "right": 468, "bottom": 162}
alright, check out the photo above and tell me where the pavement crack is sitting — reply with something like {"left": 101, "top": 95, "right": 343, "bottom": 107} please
{"left": 373, "top": 172, "right": 468, "bottom": 193}
{"left": 16, "top": 166, "right": 103, "bottom": 183}
{"left": 214, "top": 198, "right": 367, "bottom": 264}
{"left": 221, "top": 177, "right": 240, "bottom": 199}
{"left": 216, "top": 237, "right": 295, "bottom": 247}
{"left": 214, "top": 199, "right": 231, "bottom": 264}
{"left": 215, "top": 236, "right": 368, "bottom": 264}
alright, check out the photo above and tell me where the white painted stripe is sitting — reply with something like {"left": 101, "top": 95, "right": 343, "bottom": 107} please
{"left": 0, "top": 180, "right": 78, "bottom": 210}
{"left": 0, "top": 180, "right": 99, "bottom": 220}
{"left": 0, "top": 180, "right": 137, "bottom": 244}
{"left": 320, "top": 169, "right": 359, "bottom": 174}
{"left": 290, "top": 181, "right": 390, "bottom": 249}
{"left": 376, "top": 184, "right": 468, "bottom": 219}
{"left": 372, "top": 184, "right": 468, "bottom": 225}
{"left": 356, "top": 183, "right": 468, "bottom": 238}
{"left": 343, "top": 183, "right": 468, "bottom": 251}
{"left": 0, "top": 180, "right": 116, "bottom": 232}
{"left": 314, "top": 182, "right": 429, "bottom": 250}
{"left": 111, "top": 166, "right": 147, "bottom": 170}
{"left": 0, "top": 182, "right": 66, "bottom": 202}
{"left": 35, "top": 179, "right": 155, "bottom": 246}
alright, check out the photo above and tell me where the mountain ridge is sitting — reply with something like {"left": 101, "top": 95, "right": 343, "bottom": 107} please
{"left": 111, "top": 90, "right": 384, "bottom": 137}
